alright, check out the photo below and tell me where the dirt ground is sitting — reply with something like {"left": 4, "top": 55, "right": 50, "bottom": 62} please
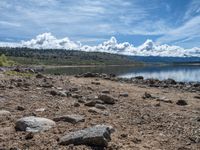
{"left": 0, "top": 73, "right": 200, "bottom": 150}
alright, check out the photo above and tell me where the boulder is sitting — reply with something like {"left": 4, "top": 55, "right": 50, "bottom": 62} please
{"left": 15, "top": 116, "right": 56, "bottom": 132}
{"left": 59, "top": 125, "right": 114, "bottom": 147}
{"left": 53, "top": 115, "right": 85, "bottom": 124}
{"left": 98, "top": 94, "right": 116, "bottom": 104}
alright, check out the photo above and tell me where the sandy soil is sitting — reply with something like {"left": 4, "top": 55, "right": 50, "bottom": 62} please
{"left": 0, "top": 73, "right": 200, "bottom": 150}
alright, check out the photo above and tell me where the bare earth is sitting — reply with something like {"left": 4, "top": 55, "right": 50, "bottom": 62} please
{"left": 0, "top": 73, "right": 200, "bottom": 150}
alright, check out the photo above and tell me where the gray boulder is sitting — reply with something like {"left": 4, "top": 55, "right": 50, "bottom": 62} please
{"left": 53, "top": 115, "right": 85, "bottom": 124}
{"left": 59, "top": 125, "right": 114, "bottom": 147}
{"left": 15, "top": 116, "right": 56, "bottom": 132}
{"left": 98, "top": 94, "right": 117, "bottom": 104}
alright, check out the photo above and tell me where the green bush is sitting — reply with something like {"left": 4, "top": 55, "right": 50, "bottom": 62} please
{"left": 0, "top": 54, "right": 15, "bottom": 66}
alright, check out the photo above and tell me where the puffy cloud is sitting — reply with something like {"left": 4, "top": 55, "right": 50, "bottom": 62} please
{"left": 0, "top": 33, "right": 200, "bottom": 57}
{"left": 21, "top": 33, "right": 81, "bottom": 50}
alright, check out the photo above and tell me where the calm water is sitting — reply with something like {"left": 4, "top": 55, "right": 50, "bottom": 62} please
{"left": 44, "top": 65, "right": 200, "bottom": 82}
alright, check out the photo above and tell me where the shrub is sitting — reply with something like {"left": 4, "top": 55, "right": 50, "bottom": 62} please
{"left": 0, "top": 54, "right": 15, "bottom": 66}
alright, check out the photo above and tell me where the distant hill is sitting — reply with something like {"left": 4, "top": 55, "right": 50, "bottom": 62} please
{"left": 0, "top": 47, "right": 138, "bottom": 66}
{"left": 129, "top": 56, "right": 200, "bottom": 64}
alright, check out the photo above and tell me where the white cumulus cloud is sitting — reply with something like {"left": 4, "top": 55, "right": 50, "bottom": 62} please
{"left": 0, "top": 33, "right": 200, "bottom": 57}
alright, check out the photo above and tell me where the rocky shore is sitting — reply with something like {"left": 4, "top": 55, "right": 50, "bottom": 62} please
{"left": 0, "top": 72, "right": 200, "bottom": 149}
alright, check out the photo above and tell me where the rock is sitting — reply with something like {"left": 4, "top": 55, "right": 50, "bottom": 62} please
{"left": 71, "top": 94, "right": 82, "bottom": 99}
{"left": 25, "top": 132, "right": 34, "bottom": 140}
{"left": 0, "top": 110, "right": 11, "bottom": 121}
{"left": 163, "top": 78, "right": 176, "bottom": 85}
{"left": 35, "top": 108, "right": 46, "bottom": 112}
{"left": 102, "top": 90, "right": 110, "bottom": 94}
{"left": 176, "top": 100, "right": 188, "bottom": 106}
{"left": 59, "top": 125, "right": 114, "bottom": 147}
{"left": 142, "top": 92, "right": 154, "bottom": 99}
{"left": 88, "top": 107, "right": 109, "bottom": 116}
{"left": 119, "top": 92, "right": 129, "bottom": 97}
{"left": 98, "top": 94, "right": 117, "bottom": 104}
{"left": 53, "top": 115, "right": 85, "bottom": 124}
{"left": 95, "top": 104, "right": 106, "bottom": 110}
{"left": 156, "top": 97, "right": 172, "bottom": 103}
{"left": 36, "top": 73, "right": 45, "bottom": 79}
{"left": 134, "top": 76, "right": 144, "bottom": 80}
{"left": 73, "top": 102, "right": 80, "bottom": 107}
{"left": 85, "top": 101, "right": 96, "bottom": 107}
{"left": 69, "top": 87, "right": 78, "bottom": 92}
{"left": 58, "top": 91, "right": 67, "bottom": 97}
{"left": 16, "top": 106, "right": 25, "bottom": 111}
{"left": 91, "top": 81, "right": 100, "bottom": 85}
{"left": 194, "top": 96, "right": 200, "bottom": 99}
{"left": 49, "top": 90, "right": 58, "bottom": 96}
{"left": 81, "top": 72, "right": 98, "bottom": 78}
{"left": 15, "top": 116, "right": 56, "bottom": 132}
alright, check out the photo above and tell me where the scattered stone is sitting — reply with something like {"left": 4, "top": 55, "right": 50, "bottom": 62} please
{"left": 120, "top": 133, "right": 128, "bottom": 138}
{"left": 142, "top": 92, "right": 153, "bottom": 99}
{"left": 0, "top": 110, "right": 11, "bottom": 121}
{"left": 58, "top": 91, "right": 67, "bottom": 97}
{"left": 176, "top": 100, "right": 188, "bottom": 106}
{"left": 102, "top": 89, "right": 110, "bottom": 94}
{"left": 156, "top": 97, "right": 172, "bottom": 103}
{"left": 119, "top": 92, "right": 129, "bottom": 97}
{"left": 49, "top": 90, "right": 58, "bottom": 96}
{"left": 85, "top": 101, "right": 96, "bottom": 107}
{"left": 35, "top": 108, "right": 46, "bottom": 112}
{"left": 59, "top": 125, "right": 114, "bottom": 147}
{"left": 69, "top": 87, "right": 78, "bottom": 92}
{"left": 194, "top": 96, "right": 200, "bottom": 99}
{"left": 164, "top": 78, "right": 177, "bottom": 85}
{"left": 78, "top": 99, "right": 86, "bottom": 103}
{"left": 71, "top": 94, "right": 82, "bottom": 99}
{"left": 134, "top": 76, "right": 144, "bottom": 80}
{"left": 132, "top": 137, "right": 142, "bottom": 144}
{"left": 95, "top": 104, "right": 106, "bottom": 110}
{"left": 73, "top": 102, "right": 80, "bottom": 107}
{"left": 91, "top": 81, "right": 100, "bottom": 85}
{"left": 15, "top": 116, "right": 56, "bottom": 132}
{"left": 16, "top": 106, "right": 25, "bottom": 111}
{"left": 81, "top": 72, "right": 98, "bottom": 78}
{"left": 25, "top": 132, "right": 34, "bottom": 140}
{"left": 53, "top": 115, "right": 85, "bottom": 124}
{"left": 88, "top": 107, "right": 109, "bottom": 116}
{"left": 36, "top": 73, "right": 45, "bottom": 79}
{"left": 98, "top": 94, "right": 117, "bottom": 104}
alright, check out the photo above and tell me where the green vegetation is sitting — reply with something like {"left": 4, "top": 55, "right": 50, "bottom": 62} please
{"left": 0, "top": 47, "right": 140, "bottom": 66}
{"left": 4, "top": 70, "right": 34, "bottom": 77}
{"left": 0, "top": 54, "right": 15, "bottom": 66}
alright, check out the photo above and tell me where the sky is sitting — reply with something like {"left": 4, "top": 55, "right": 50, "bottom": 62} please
{"left": 0, "top": 0, "right": 200, "bottom": 57}
{"left": 0, "top": 0, "right": 200, "bottom": 47}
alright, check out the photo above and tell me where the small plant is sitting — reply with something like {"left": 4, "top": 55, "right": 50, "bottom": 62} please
{"left": 0, "top": 54, "right": 15, "bottom": 66}
{"left": 4, "top": 70, "right": 34, "bottom": 77}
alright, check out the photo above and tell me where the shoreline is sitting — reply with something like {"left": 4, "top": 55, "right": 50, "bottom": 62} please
{"left": 0, "top": 73, "right": 200, "bottom": 149}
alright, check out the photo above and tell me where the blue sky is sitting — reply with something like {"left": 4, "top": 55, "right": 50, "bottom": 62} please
{"left": 0, "top": 0, "right": 200, "bottom": 48}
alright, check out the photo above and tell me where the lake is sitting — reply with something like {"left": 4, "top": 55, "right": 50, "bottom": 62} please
{"left": 44, "top": 65, "right": 200, "bottom": 82}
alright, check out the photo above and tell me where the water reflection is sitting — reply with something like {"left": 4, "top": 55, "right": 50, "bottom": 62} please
{"left": 120, "top": 65, "right": 200, "bottom": 82}
{"left": 44, "top": 65, "right": 200, "bottom": 82}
